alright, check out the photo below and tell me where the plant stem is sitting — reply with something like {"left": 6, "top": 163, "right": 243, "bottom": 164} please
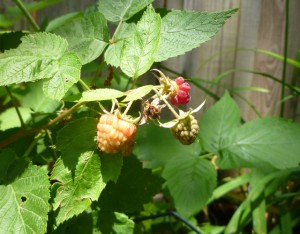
{"left": 5, "top": 86, "right": 25, "bottom": 128}
{"left": 13, "top": 0, "right": 40, "bottom": 31}
{"left": 153, "top": 87, "right": 180, "bottom": 119}
{"left": 280, "top": 0, "right": 290, "bottom": 117}
{"left": 0, "top": 101, "right": 86, "bottom": 149}
{"left": 47, "top": 101, "right": 84, "bottom": 127}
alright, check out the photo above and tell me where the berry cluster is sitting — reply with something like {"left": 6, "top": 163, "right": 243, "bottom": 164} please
{"left": 97, "top": 114, "right": 137, "bottom": 156}
{"left": 171, "top": 114, "right": 199, "bottom": 145}
{"left": 171, "top": 77, "right": 191, "bottom": 105}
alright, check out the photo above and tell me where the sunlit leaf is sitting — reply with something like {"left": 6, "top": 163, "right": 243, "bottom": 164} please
{"left": 53, "top": 12, "right": 109, "bottom": 64}
{"left": 120, "top": 5, "right": 161, "bottom": 78}
{"left": 154, "top": 8, "right": 238, "bottom": 62}
{"left": 97, "top": 0, "right": 154, "bottom": 22}
{"left": 0, "top": 149, "right": 49, "bottom": 234}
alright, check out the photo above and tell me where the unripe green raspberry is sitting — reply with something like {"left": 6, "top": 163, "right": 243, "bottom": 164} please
{"left": 171, "top": 114, "right": 199, "bottom": 145}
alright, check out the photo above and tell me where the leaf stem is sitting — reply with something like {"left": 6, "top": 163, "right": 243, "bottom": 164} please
{"left": 46, "top": 129, "right": 58, "bottom": 160}
{"left": 78, "top": 79, "right": 90, "bottom": 91}
{"left": 122, "top": 101, "right": 133, "bottom": 117}
{"left": 5, "top": 86, "right": 25, "bottom": 128}
{"left": 111, "top": 19, "right": 123, "bottom": 41}
{"left": 13, "top": 0, "right": 40, "bottom": 31}
{"left": 23, "top": 130, "right": 45, "bottom": 159}
{"left": 280, "top": 0, "right": 290, "bottom": 117}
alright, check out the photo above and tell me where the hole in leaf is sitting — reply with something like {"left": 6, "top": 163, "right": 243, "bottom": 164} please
{"left": 21, "top": 196, "right": 27, "bottom": 202}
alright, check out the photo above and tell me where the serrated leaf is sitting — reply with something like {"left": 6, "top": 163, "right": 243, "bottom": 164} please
{"left": 0, "top": 150, "right": 50, "bottom": 234}
{"left": 218, "top": 117, "right": 300, "bottom": 170}
{"left": 80, "top": 88, "right": 125, "bottom": 102}
{"left": 42, "top": 52, "right": 81, "bottom": 100}
{"left": 97, "top": 0, "right": 154, "bottom": 22}
{"left": 104, "top": 22, "right": 136, "bottom": 67}
{"left": 134, "top": 122, "right": 202, "bottom": 169}
{"left": 154, "top": 8, "right": 238, "bottom": 62}
{"left": 51, "top": 152, "right": 105, "bottom": 225}
{"left": 123, "top": 85, "right": 153, "bottom": 102}
{"left": 21, "top": 81, "right": 61, "bottom": 113}
{"left": 53, "top": 117, "right": 104, "bottom": 225}
{"left": 163, "top": 157, "right": 216, "bottom": 218}
{"left": 0, "top": 33, "right": 81, "bottom": 100}
{"left": 98, "top": 156, "right": 163, "bottom": 213}
{"left": 0, "top": 107, "right": 32, "bottom": 131}
{"left": 120, "top": 5, "right": 161, "bottom": 78}
{"left": 199, "top": 92, "right": 240, "bottom": 153}
{"left": 53, "top": 12, "right": 109, "bottom": 64}
{"left": 96, "top": 211, "right": 135, "bottom": 234}
{"left": 100, "top": 154, "right": 123, "bottom": 183}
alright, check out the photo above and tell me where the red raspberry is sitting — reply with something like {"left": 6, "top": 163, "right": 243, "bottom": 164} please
{"left": 171, "top": 77, "right": 191, "bottom": 105}
{"left": 97, "top": 114, "right": 137, "bottom": 156}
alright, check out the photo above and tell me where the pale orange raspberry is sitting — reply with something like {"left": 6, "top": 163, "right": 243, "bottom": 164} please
{"left": 97, "top": 114, "right": 137, "bottom": 156}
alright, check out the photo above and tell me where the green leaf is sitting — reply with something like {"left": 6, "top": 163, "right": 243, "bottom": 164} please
{"left": 53, "top": 12, "right": 109, "bottom": 64}
{"left": 199, "top": 92, "right": 240, "bottom": 153}
{"left": 154, "top": 8, "right": 238, "bottom": 62}
{"left": 208, "top": 173, "right": 251, "bottom": 204}
{"left": 100, "top": 154, "right": 123, "bottom": 183}
{"left": 218, "top": 117, "right": 300, "bottom": 169}
{"left": 104, "top": 22, "right": 136, "bottom": 67}
{"left": 98, "top": 156, "right": 163, "bottom": 213}
{"left": 0, "top": 107, "right": 32, "bottom": 131}
{"left": 21, "top": 81, "right": 61, "bottom": 113}
{"left": 51, "top": 152, "right": 105, "bottom": 225}
{"left": 134, "top": 122, "right": 202, "bottom": 169}
{"left": 96, "top": 211, "right": 135, "bottom": 234}
{"left": 97, "top": 0, "right": 154, "bottom": 22}
{"left": 123, "top": 85, "right": 153, "bottom": 102}
{"left": 53, "top": 117, "right": 105, "bottom": 225}
{"left": 80, "top": 88, "right": 125, "bottom": 102}
{"left": 56, "top": 117, "right": 98, "bottom": 171}
{"left": 120, "top": 5, "right": 161, "bottom": 78}
{"left": 46, "top": 12, "right": 83, "bottom": 32}
{"left": 0, "top": 33, "right": 81, "bottom": 100}
{"left": 163, "top": 157, "right": 217, "bottom": 218}
{"left": 0, "top": 150, "right": 50, "bottom": 234}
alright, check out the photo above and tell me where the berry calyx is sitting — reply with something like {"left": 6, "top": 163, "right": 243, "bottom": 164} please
{"left": 171, "top": 77, "right": 191, "bottom": 105}
{"left": 97, "top": 113, "right": 137, "bottom": 156}
{"left": 171, "top": 114, "right": 199, "bottom": 145}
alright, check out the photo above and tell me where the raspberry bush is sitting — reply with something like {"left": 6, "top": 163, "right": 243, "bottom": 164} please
{"left": 0, "top": 1, "right": 300, "bottom": 234}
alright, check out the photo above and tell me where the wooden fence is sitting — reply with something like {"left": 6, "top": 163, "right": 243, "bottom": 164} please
{"left": 1, "top": 0, "right": 299, "bottom": 121}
